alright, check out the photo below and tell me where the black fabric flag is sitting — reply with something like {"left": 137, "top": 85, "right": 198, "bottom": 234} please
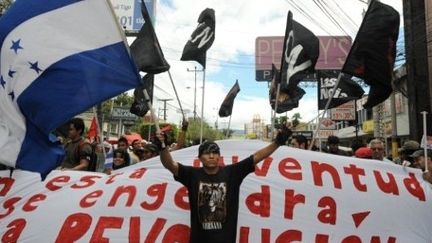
{"left": 341, "top": 0, "right": 399, "bottom": 108}
{"left": 130, "top": 0, "right": 170, "bottom": 74}
{"left": 269, "top": 11, "right": 319, "bottom": 113}
{"left": 130, "top": 74, "right": 154, "bottom": 117}
{"left": 280, "top": 11, "right": 319, "bottom": 89}
{"left": 317, "top": 70, "right": 364, "bottom": 110}
{"left": 269, "top": 64, "right": 305, "bottom": 113}
{"left": 218, "top": 80, "right": 240, "bottom": 117}
{"left": 180, "top": 8, "right": 215, "bottom": 68}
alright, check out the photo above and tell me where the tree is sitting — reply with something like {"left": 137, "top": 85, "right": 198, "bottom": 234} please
{"left": 220, "top": 128, "right": 235, "bottom": 138}
{"left": 291, "top": 113, "right": 302, "bottom": 128}
{"left": 274, "top": 116, "right": 288, "bottom": 128}
{"left": 139, "top": 122, "right": 178, "bottom": 143}
{"left": 184, "top": 118, "right": 224, "bottom": 145}
{"left": 0, "top": 0, "right": 13, "bottom": 16}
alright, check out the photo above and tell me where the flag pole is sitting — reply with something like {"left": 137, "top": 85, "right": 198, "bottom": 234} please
{"left": 354, "top": 99, "right": 359, "bottom": 139}
{"left": 92, "top": 107, "right": 107, "bottom": 172}
{"left": 309, "top": 72, "right": 343, "bottom": 150}
{"left": 167, "top": 70, "right": 186, "bottom": 121}
{"left": 225, "top": 115, "right": 232, "bottom": 139}
{"left": 421, "top": 111, "right": 428, "bottom": 172}
{"left": 271, "top": 83, "right": 282, "bottom": 139}
{"left": 200, "top": 68, "right": 206, "bottom": 143}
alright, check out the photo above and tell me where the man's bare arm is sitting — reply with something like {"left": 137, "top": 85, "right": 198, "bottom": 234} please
{"left": 252, "top": 142, "right": 279, "bottom": 165}
{"left": 253, "top": 125, "right": 291, "bottom": 165}
{"left": 71, "top": 159, "right": 89, "bottom": 171}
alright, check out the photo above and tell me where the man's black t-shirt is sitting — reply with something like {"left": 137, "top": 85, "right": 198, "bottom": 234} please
{"left": 174, "top": 155, "right": 254, "bottom": 243}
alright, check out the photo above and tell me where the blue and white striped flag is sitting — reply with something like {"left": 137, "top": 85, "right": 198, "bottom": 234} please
{"left": 0, "top": 0, "right": 141, "bottom": 177}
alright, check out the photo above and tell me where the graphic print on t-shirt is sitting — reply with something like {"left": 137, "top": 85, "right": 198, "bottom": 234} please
{"left": 198, "top": 182, "right": 227, "bottom": 230}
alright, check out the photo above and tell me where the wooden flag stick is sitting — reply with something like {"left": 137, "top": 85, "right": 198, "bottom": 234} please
{"left": 200, "top": 69, "right": 207, "bottom": 144}
{"left": 226, "top": 115, "right": 232, "bottom": 139}
{"left": 309, "top": 72, "right": 343, "bottom": 150}
{"left": 421, "top": 111, "right": 429, "bottom": 172}
{"left": 167, "top": 70, "right": 186, "bottom": 121}
{"left": 271, "top": 82, "right": 282, "bottom": 139}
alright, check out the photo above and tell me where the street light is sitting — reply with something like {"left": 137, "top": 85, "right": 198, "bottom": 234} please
{"left": 187, "top": 66, "right": 203, "bottom": 120}
{"left": 185, "top": 86, "right": 196, "bottom": 121}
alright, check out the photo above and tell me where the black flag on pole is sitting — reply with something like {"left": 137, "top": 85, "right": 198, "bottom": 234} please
{"left": 317, "top": 70, "right": 364, "bottom": 110}
{"left": 269, "top": 64, "right": 306, "bottom": 113}
{"left": 130, "top": 74, "right": 154, "bottom": 117}
{"left": 130, "top": 0, "right": 170, "bottom": 74}
{"left": 180, "top": 8, "right": 215, "bottom": 68}
{"left": 341, "top": 0, "right": 399, "bottom": 108}
{"left": 280, "top": 11, "right": 319, "bottom": 89}
{"left": 270, "top": 11, "right": 319, "bottom": 113}
{"left": 218, "top": 80, "right": 240, "bottom": 117}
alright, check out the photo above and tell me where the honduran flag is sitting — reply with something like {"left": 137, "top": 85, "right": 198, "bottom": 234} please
{"left": 0, "top": 0, "right": 141, "bottom": 177}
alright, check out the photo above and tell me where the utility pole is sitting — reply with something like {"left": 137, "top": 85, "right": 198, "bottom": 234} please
{"left": 158, "top": 98, "right": 172, "bottom": 121}
{"left": 403, "top": 0, "right": 431, "bottom": 140}
{"left": 187, "top": 66, "right": 204, "bottom": 120}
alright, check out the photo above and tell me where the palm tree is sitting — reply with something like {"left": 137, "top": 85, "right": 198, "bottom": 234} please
{"left": 291, "top": 113, "right": 302, "bottom": 128}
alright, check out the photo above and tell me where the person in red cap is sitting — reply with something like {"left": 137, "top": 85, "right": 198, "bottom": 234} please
{"left": 355, "top": 147, "right": 373, "bottom": 159}
{"left": 155, "top": 125, "right": 291, "bottom": 243}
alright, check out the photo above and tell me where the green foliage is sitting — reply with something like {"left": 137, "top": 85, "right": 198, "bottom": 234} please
{"left": 291, "top": 112, "right": 302, "bottom": 128}
{"left": 139, "top": 122, "right": 178, "bottom": 142}
{"left": 220, "top": 129, "right": 234, "bottom": 138}
{"left": 246, "top": 133, "right": 257, "bottom": 139}
{"left": 274, "top": 116, "right": 288, "bottom": 127}
{"left": 100, "top": 92, "right": 135, "bottom": 119}
{"left": 186, "top": 119, "right": 224, "bottom": 144}
{"left": 0, "top": 0, "right": 13, "bottom": 15}
{"left": 137, "top": 118, "right": 224, "bottom": 146}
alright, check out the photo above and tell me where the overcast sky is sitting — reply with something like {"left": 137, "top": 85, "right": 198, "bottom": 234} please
{"left": 145, "top": 0, "right": 403, "bottom": 130}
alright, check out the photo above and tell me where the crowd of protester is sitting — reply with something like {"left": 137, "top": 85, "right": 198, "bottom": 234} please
{"left": 286, "top": 134, "right": 432, "bottom": 184}
{"left": 51, "top": 117, "right": 189, "bottom": 175}
{"left": 1, "top": 117, "right": 431, "bottom": 185}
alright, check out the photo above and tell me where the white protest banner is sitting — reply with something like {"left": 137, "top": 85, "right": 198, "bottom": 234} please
{"left": 1, "top": 140, "right": 432, "bottom": 242}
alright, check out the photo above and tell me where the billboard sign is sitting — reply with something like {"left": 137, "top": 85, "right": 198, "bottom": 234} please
{"left": 111, "top": 107, "right": 138, "bottom": 120}
{"left": 110, "top": 0, "right": 155, "bottom": 33}
{"left": 330, "top": 100, "right": 356, "bottom": 121}
{"left": 319, "top": 118, "right": 336, "bottom": 130}
{"left": 255, "top": 36, "right": 352, "bottom": 81}
{"left": 291, "top": 131, "right": 313, "bottom": 140}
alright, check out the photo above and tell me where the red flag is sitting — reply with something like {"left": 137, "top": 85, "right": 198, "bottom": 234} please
{"left": 87, "top": 117, "right": 99, "bottom": 143}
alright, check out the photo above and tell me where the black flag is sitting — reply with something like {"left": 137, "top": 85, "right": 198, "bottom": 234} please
{"left": 270, "top": 11, "right": 319, "bottom": 113}
{"left": 280, "top": 11, "right": 319, "bottom": 89}
{"left": 317, "top": 70, "right": 364, "bottom": 110}
{"left": 269, "top": 64, "right": 305, "bottom": 113}
{"left": 130, "top": 74, "right": 154, "bottom": 117}
{"left": 218, "top": 80, "right": 240, "bottom": 117}
{"left": 341, "top": 0, "right": 399, "bottom": 108}
{"left": 130, "top": 0, "right": 170, "bottom": 74}
{"left": 180, "top": 8, "right": 215, "bottom": 68}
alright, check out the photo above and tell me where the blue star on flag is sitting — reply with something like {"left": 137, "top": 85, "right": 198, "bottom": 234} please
{"left": 8, "top": 69, "right": 16, "bottom": 78}
{"left": 0, "top": 76, "right": 5, "bottom": 89}
{"left": 8, "top": 91, "right": 15, "bottom": 101}
{"left": 10, "top": 39, "right": 24, "bottom": 54}
{"left": 29, "top": 61, "right": 43, "bottom": 74}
